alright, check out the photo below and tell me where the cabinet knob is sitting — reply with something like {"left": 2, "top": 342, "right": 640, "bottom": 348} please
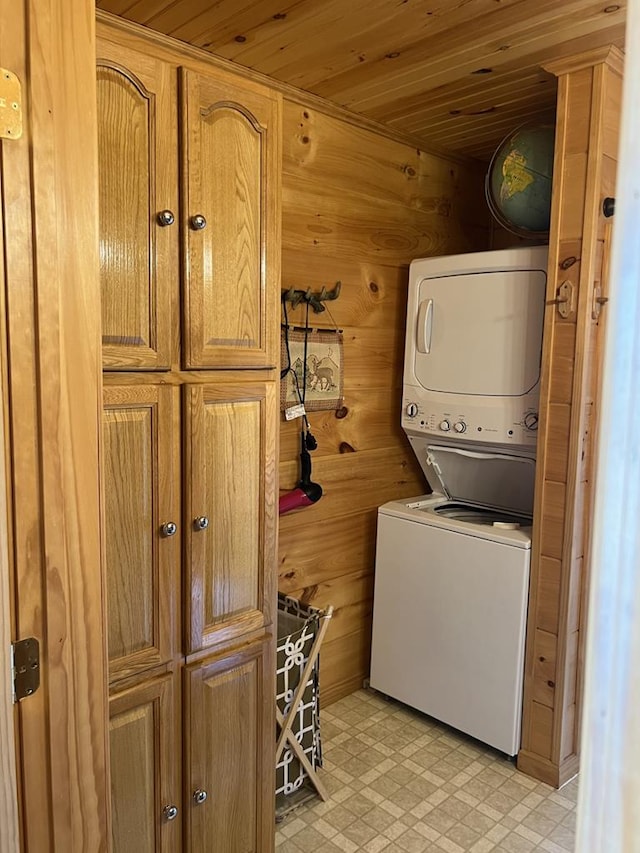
{"left": 161, "top": 521, "right": 177, "bottom": 537}
{"left": 163, "top": 804, "right": 179, "bottom": 821}
{"left": 157, "top": 209, "right": 175, "bottom": 227}
{"left": 189, "top": 214, "right": 207, "bottom": 231}
{"left": 194, "top": 516, "right": 209, "bottom": 530}
{"left": 193, "top": 789, "right": 208, "bottom": 805}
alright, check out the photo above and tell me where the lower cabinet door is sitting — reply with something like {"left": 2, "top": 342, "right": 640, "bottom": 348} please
{"left": 185, "top": 638, "right": 275, "bottom": 853}
{"left": 109, "top": 673, "right": 181, "bottom": 852}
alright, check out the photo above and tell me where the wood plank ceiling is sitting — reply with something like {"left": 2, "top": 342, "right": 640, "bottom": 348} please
{"left": 96, "top": 0, "right": 626, "bottom": 161}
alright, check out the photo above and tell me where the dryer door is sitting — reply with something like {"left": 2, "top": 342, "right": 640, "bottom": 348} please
{"left": 413, "top": 269, "right": 546, "bottom": 397}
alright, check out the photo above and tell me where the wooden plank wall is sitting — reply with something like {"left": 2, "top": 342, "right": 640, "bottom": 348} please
{"left": 518, "top": 47, "right": 622, "bottom": 787}
{"left": 277, "top": 103, "right": 491, "bottom": 705}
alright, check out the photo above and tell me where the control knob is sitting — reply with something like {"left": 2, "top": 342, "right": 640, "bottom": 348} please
{"left": 453, "top": 421, "right": 466, "bottom": 434}
{"left": 524, "top": 412, "right": 539, "bottom": 431}
{"left": 405, "top": 403, "right": 419, "bottom": 418}
{"left": 439, "top": 420, "right": 451, "bottom": 432}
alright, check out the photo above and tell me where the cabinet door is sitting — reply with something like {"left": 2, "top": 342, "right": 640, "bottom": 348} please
{"left": 110, "top": 674, "right": 181, "bottom": 853}
{"left": 97, "top": 41, "right": 178, "bottom": 369}
{"left": 185, "top": 639, "right": 274, "bottom": 853}
{"left": 184, "top": 379, "right": 277, "bottom": 653}
{"left": 181, "top": 68, "right": 281, "bottom": 370}
{"left": 103, "top": 384, "right": 180, "bottom": 682}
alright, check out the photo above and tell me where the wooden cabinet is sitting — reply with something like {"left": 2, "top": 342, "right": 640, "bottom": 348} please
{"left": 97, "top": 39, "right": 280, "bottom": 372}
{"left": 98, "top": 24, "right": 280, "bottom": 853}
{"left": 103, "top": 377, "right": 278, "bottom": 662}
{"left": 184, "top": 639, "right": 274, "bottom": 853}
{"left": 109, "top": 675, "right": 181, "bottom": 852}
{"left": 97, "top": 41, "right": 178, "bottom": 370}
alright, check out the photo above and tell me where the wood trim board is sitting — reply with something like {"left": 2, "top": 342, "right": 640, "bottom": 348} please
{"left": 0, "top": 0, "right": 109, "bottom": 848}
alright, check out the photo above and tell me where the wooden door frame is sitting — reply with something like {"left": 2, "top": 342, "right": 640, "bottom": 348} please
{"left": 576, "top": 1, "right": 640, "bottom": 845}
{"left": 0, "top": 0, "right": 108, "bottom": 849}
{"left": 0, "top": 345, "right": 18, "bottom": 853}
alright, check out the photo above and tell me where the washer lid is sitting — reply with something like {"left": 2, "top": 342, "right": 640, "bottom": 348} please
{"left": 425, "top": 444, "right": 536, "bottom": 515}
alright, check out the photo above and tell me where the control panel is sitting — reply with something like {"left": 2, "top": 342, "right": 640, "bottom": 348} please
{"left": 402, "top": 396, "right": 538, "bottom": 446}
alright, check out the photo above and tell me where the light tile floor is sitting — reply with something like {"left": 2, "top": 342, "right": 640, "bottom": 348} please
{"left": 276, "top": 689, "right": 577, "bottom": 853}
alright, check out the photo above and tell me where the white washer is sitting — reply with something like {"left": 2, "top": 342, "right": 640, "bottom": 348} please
{"left": 370, "top": 445, "right": 534, "bottom": 756}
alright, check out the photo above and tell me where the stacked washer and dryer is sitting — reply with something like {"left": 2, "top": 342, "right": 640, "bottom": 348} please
{"left": 370, "top": 246, "right": 548, "bottom": 756}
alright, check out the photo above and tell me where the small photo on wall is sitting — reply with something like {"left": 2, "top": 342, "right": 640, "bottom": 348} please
{"left": 280, "top": 328, "right": 344, "bottom": 412}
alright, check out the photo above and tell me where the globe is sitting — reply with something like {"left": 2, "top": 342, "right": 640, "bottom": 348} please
{"left": 485, "top": 124, "right": 555, "bottom": 237}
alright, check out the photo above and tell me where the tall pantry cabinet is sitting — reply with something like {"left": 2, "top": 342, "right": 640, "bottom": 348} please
{"left": 96, "top": 23, "right": 281, "bottom": 852}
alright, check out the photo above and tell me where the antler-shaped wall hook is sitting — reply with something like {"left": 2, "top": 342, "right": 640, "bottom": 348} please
{"left": 282, "top": 281, "right": 341, "bottom": 313}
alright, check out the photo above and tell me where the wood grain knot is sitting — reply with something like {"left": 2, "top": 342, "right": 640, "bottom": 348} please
{"left": 372, "top": 231, "right": 414, "bottom": 250}
{"left": 403, "top": 165, "right": 416, "bottom": 177}
{"left": 300, "top": 586, "right": 319, "bottom": 605}
{"left": 369, "top": 282, "right": 379, "bottom": 293}
{"left": 302, "top": 135, "right": 310, "bottom": 144}
{"left": 335, "top": 406, "right": 349, "bottom": 419}
{"left": 547, "top": 680, "right": 555, "bottom": 688}
{"left": 450, "top": 106, "right": 496, "bottom": 116}
{"left": 560, "top": 255, "right": 578, "bottom": 270}
{"left": 539, "top": 656, "right": 546, "bottom": 662}
{"left": 339, "top": 442, "right": 356, "bottom": 453}
{"left": 273, "top": 12, "right": 287, "bottom": 19}
{"left": 385, "top": 52, "right": 400, "bottom": 59}
{"left": 234, "top": 35, "right": 246, "bottom": 42}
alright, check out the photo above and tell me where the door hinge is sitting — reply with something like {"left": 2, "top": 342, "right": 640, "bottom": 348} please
{"left": 0, "top": 68, "right": 23, "bottom": 140}
{"left": 11, "top": 638, "right": 40, "bottom": 703}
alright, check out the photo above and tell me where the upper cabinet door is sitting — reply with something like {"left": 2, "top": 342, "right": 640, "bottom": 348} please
{"left": 184, "top": 379, "right": 277, "bottom": 653}
{"left": 181, "top": 69, "right": 281, "bottom": 370}
{"left": 97, "top": 42, "right": 178, "bottom": 369}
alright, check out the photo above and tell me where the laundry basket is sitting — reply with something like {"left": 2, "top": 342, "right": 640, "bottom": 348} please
{"left": 275, "top": 593, "right": 333, "bottom": 816}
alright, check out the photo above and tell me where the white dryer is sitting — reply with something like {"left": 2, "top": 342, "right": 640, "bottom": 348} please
{"left": 401, "top": 244, "right": 547, "bottom": 451}
{"left": 370, "top": 246, "right": 548, "bottom": 756}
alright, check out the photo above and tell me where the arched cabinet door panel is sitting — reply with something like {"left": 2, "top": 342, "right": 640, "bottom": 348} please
{"left": 97, "top": 42, "right": 178, "bottom": 369}
{"left": 181, "top": 68, "right": 281, "bottom": 370}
